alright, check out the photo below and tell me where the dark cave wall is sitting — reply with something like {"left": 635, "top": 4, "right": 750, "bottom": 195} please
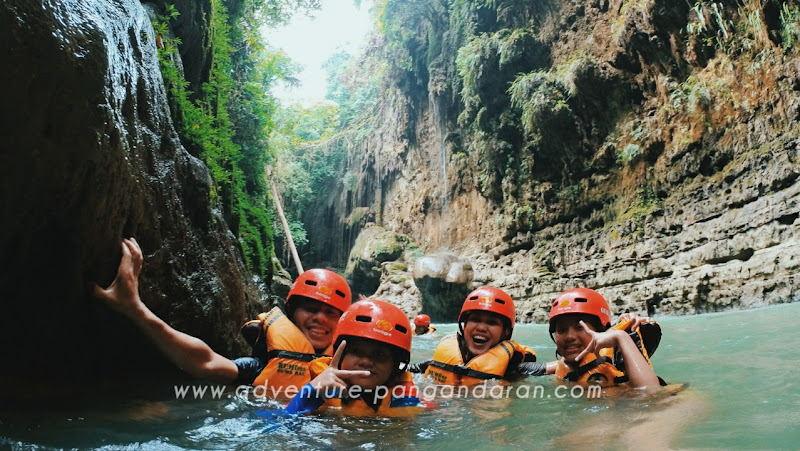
{"left": 0, "top": 0, "right": 261, "bottom": 387}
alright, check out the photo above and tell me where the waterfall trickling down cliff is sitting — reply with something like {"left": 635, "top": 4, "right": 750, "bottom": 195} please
{"left": 0, "top": 0, "right": 261, "bottom": 388}
{"left": 431, "top": 89, "right": 449, "bottom": 215}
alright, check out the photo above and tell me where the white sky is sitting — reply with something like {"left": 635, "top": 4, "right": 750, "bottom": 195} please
{"left": 262, "top": 1, "right": 372, "bottom": 106}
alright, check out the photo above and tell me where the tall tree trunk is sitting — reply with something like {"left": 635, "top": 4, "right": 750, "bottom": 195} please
{"left": 270, "top": 179, "right": 304, "bottom": 274}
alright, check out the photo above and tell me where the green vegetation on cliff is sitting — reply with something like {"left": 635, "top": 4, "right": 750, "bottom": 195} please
{"left": 153, "top": 0, "right": 800, "bottom": 274}
{"left": 319, "top": 0, "right": 800, "bottom": 239}
{"left": 152, "top": 0, "right": 321, "bottom": 280}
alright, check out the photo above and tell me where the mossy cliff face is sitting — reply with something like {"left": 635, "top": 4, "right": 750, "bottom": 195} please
{"left": 308, "top": 0, "right": 800, "bottom": 320}
{"left": 0, "top": 0, "right": 261, "bottom": 386}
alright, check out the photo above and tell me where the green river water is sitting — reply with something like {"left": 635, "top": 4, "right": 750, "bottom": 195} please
{"left": 1, "top": 302, "right": 798, "bottom": 449}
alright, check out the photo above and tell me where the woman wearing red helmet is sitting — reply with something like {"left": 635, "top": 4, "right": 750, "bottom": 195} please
{"left": 548, "top": 287, "right": 662, "bottom": 392}
{"left": 236, "top": 268, "right": 353, "bottom": 396}
{"left": 284, "top": 299, "right": 430, "bottom": 416}
{"left": 93, "top": 238, "right": 352, "bottom": 397}
{"left": 413, "top": 314, "right": 437, "bottom": 335}
{"left": 409, "top": 286, "right": 546, "bottom": 385}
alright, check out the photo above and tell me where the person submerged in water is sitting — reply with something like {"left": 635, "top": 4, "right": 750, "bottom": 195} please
{"left": 547, "top": 288, "right": 664, "bottom": 393}
{"left": 282, "top": 298, "right": 431, "bottom": 416}
{"left": 408, "top": 287, "right": 545, "bottom": 384}
{"left": 413, "top": 314, "right": 437, "bottom": 336}
{"left": 93, "top": 238, "right": 352, "bottom": 397}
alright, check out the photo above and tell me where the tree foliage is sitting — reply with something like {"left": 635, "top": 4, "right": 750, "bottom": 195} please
{"left": 323, "top": 50, "right": 382, "bottom": 128}
{"left": 267, "top": 12, "right": 382, "bottom": 267}
{"left": 268, "top": 103, "right": 343, "bottom": 253}
{"left": 154, "top": 0, "right": 320, "bottom": 280}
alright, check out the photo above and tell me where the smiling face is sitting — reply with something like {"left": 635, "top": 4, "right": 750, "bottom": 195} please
{"left": 552, "top": 314, "right": 596, "bottom": 364}
{"left": 339, "top": 338, "right": 396, "bottom": 390}
{"left": 290, "top": 298, "right": 343, "bottom": 352}
{"left": 462, "top": 311, "right": 509, "bottom": 357}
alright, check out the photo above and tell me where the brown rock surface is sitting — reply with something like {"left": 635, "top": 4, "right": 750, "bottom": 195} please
{"left": 0, "top": 0, "right": 262, "bottom": 387}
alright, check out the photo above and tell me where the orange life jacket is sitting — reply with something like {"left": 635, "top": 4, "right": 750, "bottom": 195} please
{"left": 423, "top": 333, "right": 535, "bottom": 385}
{"left": 555, "top": 351, "right": 626, "bottom": 387}
{"left": 298, "top": 357, "right": 433, "bottom": 417}
{"left": 617, "top": 319, "right": 660, "bottom": 367}
{"left": 241, "top": 307, "right": 332, "bottom": 397}
{"left": 554, "top": 320, "right": 662, "bottom": 386}
{"left": 320, "top": 371, "right": 428, "bottom": 417}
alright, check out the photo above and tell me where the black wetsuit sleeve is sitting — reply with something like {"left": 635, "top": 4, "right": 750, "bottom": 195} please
{"left": 232, "top": 356, "right": 266, "bottom": 385}
{"left": 406, "top": 360, "right": 432, "bottom": 374}
{"left": 514, "top": 361, "right": 548, "bottom": 377}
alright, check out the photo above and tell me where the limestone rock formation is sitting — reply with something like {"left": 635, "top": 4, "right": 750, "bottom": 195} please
{"left": 371, "top": 259, "right": 421, "bottom": 319}
{"left": 412, "top": 252, "right": 474, "bottom": 321}
{"left": 344, "top": 225, "right": 412, "bottom": 297}
{"left": 305, "top": 0, "right": 800, "bottom": 322}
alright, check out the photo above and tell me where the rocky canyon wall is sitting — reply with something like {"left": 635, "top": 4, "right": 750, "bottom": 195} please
{"left": 310, "top": 0, "right": 800, "bottom": 321}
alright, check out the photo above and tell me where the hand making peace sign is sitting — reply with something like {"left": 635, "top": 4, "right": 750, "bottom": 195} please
{"left": 309, "top": 340, "right": 371, "bottom": 393}
{"left": 574, "top": 320, "right": 627, "bottom": 363}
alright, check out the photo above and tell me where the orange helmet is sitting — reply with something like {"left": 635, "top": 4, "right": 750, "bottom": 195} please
{"left": 414, "top": 314, "right": 431, "bottom": 327}
{"left": 286, "top": 268, "right": 352, "bottom": 314}
{"left": 333, "top": 299, "right": 412, "bottom": 365}
{"left": 548, "top": 288, "right": 612, "bottom": 336}
{"left": 458, "top": 287, "right": 515, "bottom": 337}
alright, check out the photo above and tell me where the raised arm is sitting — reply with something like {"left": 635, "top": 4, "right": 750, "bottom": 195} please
{"left": 575, "top": 320, "right": 661, "bottom": 393}
{"left": 94, "top": 238, "right": 239, "bottom": 384}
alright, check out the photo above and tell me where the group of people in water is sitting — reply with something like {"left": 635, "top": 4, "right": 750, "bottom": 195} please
{"left": 94, "top": 238, "right": 665, "bottom": 418}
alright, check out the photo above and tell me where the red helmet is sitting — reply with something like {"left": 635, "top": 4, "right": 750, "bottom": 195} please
{"left": 333, "top": 299, "right": 412, "bottom": 365}
{"left": 286, "top": 269, "right": 352, "bottom": 313}
{"left": 548, "top": 288, "right": 612, "bottom": 333}
{"left": 458, "top": 287, "right": 516, "bottom": 334}
{"left": 414, "top": 314, "right": 431, "bottom": 327}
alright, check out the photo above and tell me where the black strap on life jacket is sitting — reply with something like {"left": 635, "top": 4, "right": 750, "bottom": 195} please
{"left": 430, "top": 341, "right": 514, "bottom": 380}
{"left": 266, "top": 349, "right": 317, "bottom": 362}
{"left": 565, "top": 353, "right": 668, "bottom": 386}
{"left": 427, "top": 360, "right": 500, "bottom": 380}
{"left": 240, "top": 315, "right": 269, "bottom": 361}
{"left": 638, "top": 322, "right": 662, "bottom": 357}
{"left": 563, "top": 356, "right": 613, "bottom": 382}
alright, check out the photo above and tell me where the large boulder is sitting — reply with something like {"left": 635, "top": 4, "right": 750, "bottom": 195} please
{"left": 345, "top": 226, "right": 412, "bottom": 297}
{"left": 370, "top": 259, "right": 421, "bottom": 319}
{"left": 412, "top": 252, "right": 474, "bottom": 321}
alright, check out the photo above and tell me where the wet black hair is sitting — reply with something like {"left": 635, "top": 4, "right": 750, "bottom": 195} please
{"left": 285, "top": 295, "right": 341, "bottom": 319}
{"left": 548, "top": 313, "right": 607, "bottom": 341}
{"left": 334, "top": 336, "right": 409, "bottom": 376}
